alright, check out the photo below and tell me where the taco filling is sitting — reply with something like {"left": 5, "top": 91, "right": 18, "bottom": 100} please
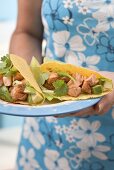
{"left": 34, "top": 61, "right": 113, "bottom": 101}
{"left": 41, "top": 71, "right": 111, "bottom": 99}
{"left": 0, "top": 55, "right": 43, "bottom": 104}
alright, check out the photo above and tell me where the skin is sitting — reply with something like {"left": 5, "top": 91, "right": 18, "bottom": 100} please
{"left": 10, "top": 0, "right": 114, "bottom": 117}
{"left": 10, "top": 0, "right": 43, "bottom": 64}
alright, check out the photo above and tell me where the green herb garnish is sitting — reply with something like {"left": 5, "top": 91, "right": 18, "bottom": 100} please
{"left": 0, "top": 55, "right": 17, "bottom": 76}
{"left": 53, "top": 80, "right": 68, "bottom": 96}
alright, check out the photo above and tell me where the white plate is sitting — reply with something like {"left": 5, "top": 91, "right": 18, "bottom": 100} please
{"left": 0, "top": 98, "right": 101, "bottom": 117}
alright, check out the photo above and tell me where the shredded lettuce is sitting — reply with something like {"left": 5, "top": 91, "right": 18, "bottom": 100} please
{"left": 24, "top": 85, "right": 36, "bottom": 94}
{"left": 27, "top": 93, "right": 43, "bottom": 104}
{"left": 30, "top": 57, "right": 49, "bottom": 86}
{"left": 58, "top": 71, "right": 76, "bottom": 82}
{"left": 27, "top": 94, "right": 33, "bottom": 104}
{"left": 44, "top": 93, "right": 54, "bottom": 101}
{"left": 0, "top": 86, "right": 13, "bottom": 102}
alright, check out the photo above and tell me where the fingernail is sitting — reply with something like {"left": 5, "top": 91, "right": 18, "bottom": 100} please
{"left": 98, "top": 104, "right": 103, "bottom": 113}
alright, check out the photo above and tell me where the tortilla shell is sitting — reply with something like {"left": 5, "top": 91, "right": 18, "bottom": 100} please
{"left": 10, "top": 54, "right": 44, "bottom": 104}
{"left": 40, "top": 61, "right": 113, "bottom": 100}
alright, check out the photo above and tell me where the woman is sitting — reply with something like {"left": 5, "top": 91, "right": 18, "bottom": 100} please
{"left": 10, "top": 0, "right": 114, "bottom": 169}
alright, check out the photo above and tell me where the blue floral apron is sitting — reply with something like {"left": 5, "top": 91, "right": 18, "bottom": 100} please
{"left": 17, "top": 1, "right": 114, "bottom": 169}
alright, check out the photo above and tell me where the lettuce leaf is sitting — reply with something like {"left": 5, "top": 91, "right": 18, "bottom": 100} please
{"left": 41, "top": 87, "right": 54, "bottom": 101}
{"left": 0, "top": 86, "right": 13, "bottom": 102}
{"left": 24, "top": 85, "right": 36, "bottom": 94}
{"left": 30, "top": 57, "right": 49, "bottom": 86}
{"left": 44, "top": 93, "right": 54, "bottom": 101}
{"left": 58, "top": 71, "right": 75, "bottom": 82}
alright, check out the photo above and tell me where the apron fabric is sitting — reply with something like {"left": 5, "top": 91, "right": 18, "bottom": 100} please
{"left": 17, "top": 1, "right": 114, "bottom": 169}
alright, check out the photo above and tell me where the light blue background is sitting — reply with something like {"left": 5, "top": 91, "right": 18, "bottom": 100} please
{"left": 0, "top": 0, "right": 17, "bottom": 21}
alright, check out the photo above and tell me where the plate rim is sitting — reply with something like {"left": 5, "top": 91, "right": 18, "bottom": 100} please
{"left": 0, "top": 98, "right": 101, "bottom": 117}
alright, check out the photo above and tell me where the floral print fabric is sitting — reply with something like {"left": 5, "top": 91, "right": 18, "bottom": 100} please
{"left": 17, "top": 0, "right": 114, "bottom": 170}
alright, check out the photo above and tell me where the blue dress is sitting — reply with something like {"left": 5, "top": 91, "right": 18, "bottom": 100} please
{"left": 17, "top": 0, "right": 114, "bottom": 170}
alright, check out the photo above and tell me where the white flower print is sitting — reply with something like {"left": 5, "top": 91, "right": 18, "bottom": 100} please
{"left": 78, "top": 6, "right": 90, "bottom": 15}
{"left": 63, "top": 0, "right": 74, "bottom": 9}
{"left": 62, "top": 123, "right": 78, "bottom": 143}
{"left": 77, "top": 18, "right": 99, "bottom": 46}
{"left": 65, "top": 51, "right": 79, "bottom": 65}
{"left": 44, "top": 149, "right": 70, "bottom": 170}
{"left": 55, "top": 125, "right": 63, "bottom": 135}
{"left": 70, "top": 119, "right": 78, "bottom": 130}
{"left": 19, "top": 146, "right": 41, "bottom": 170}
{"left": 53, "top": 31, "right": 85, "bottom": 58}
{"left": 66, "top": 134, "right": 75, "bottom": 143}
{"left": 62, "top": 16, "right": 74, "bottom": 25}
{"left": 93, "top": 10, "right": 114, "bottom": 32}
{"left": 65, "top": 52, "right": 100, "bottom": 71}
{"left": 45, "top": 48, "right": 54, "bottom": 59}
{"left": 63, "top": 125, "right": 71, "bottom": 134}
{"left": 77, "top": 141, "right": 111, "bottom": 160}
{"left": 23, "top": 118, "right": 45, "bottom": 149}
{"left": 73, "top": 119, "right": 106, "bottom": 145}
{"left": 55, "top": 140, "right": 63, "bottom": 148}
{"left": 74, "top": 0, "right": 85, "bottom": 6}
{"left": 65, "top": 146, "right": 83, "bottom": 169}
{"left": 78, "top": 53, "right": 100, "bottom": 70}
{"left": 45, "top": 116, "right": 58, "bottom": 123}
{"left": 82, "top": 0, "right": 114, "bottom": 11}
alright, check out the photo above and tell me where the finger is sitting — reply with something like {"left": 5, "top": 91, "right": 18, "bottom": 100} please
{"left": 95, "top": 93, "right": 114, "bottom": 115}
{"left": 55, "top": 113, "right": 72, "bottom": 118}
{"left": 68, "top": 106, "right": 96, "bottom": 117}
{"left": 57, "top": 106, "right": 97, "bottom": 118}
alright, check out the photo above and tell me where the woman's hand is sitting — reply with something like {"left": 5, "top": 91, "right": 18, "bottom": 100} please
{"left": 56, "top": 71, "right": 114, "bottom": 118}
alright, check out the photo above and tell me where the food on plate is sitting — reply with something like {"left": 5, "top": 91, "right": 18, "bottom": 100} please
{"left": 0, "top": 54, "right": 44, "bottom": 105}
{"left": 30, "top": 58, "right": 113, "bottom": 101}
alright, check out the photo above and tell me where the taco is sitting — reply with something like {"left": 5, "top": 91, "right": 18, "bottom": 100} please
{"left": 36, "top": 60, "right": 113, "bottom": 101}
{"left": 0, "top": 54, "right": 44, "bottom": 105}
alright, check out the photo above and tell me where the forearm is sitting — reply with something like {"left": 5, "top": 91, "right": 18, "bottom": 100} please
{"left": 9, "top": 32, "right": 43, "bottom": 64}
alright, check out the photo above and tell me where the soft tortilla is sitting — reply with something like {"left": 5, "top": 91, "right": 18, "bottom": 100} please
{"left": 10, "top": 54, "right": 44, "bottom": 104}
{"left": 40, "top": 61, "right": 113, "bottom": 100}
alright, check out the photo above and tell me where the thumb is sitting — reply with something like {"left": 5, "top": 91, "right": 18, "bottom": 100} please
{"left": 95, "top": 94, "right": 113, "bottom": 115}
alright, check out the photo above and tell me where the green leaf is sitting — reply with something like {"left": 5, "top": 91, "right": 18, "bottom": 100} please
{"left": 44, "top": 93, "right": 54, "bottom": 101}
{"left": 0, "top": 62, "right": 6, "bottom": 69}
{"left": 27, "top": 94, "right": 33, "bottom": 104}
{"left": 30, "top": 57, "right": 49, "bottom": 86}
{"left": 1, "top": 54, "right": 12, "bottom": 67}
{"left": 5, "top": 66, "right": 18, "bottom": 76}
{"left": 41, "top": 86, "right": 54, "bottom": 101}
{"left": 24, "top": 85, "right": 36, "bottom": 94}
{"left": 0, "top": 86, "right": 13, "bottom": 102}
{"left": 41, "top": 72, "right": 50, "bottom": 85}
{"left": 53, "top": 80, "right": 68, "bottom": 96}
{"left": 0, "top": 54, "right": 13, "bottom": 75}
{"left": 58, "top": 71, "right": 76, "bottom": 82}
